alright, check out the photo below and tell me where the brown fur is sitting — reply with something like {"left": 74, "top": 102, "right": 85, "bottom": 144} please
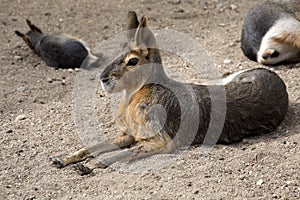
{"left": 273, "top": 31, "right": 300, "bottom": 48}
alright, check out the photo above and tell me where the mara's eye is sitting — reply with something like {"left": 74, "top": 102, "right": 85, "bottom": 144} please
{"left": 270, "top": 50, "right": 280, "bottom": 58}
{"left": 127, "top": 58, "right": 139, "bottom": 66}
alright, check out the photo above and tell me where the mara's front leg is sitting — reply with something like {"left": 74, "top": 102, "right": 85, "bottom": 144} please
{"left": 73, "top": 134, "right": 174, "bottom": 175}
{"left": 50, "top": 132, "right": 135, "bottom": 169}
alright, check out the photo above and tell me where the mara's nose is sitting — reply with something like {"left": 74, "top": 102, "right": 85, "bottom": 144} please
{"left": 262, "top": 54, "right": 269, "bottom": 60}
{"left": 100, "top": 76, "right": 109, "bottom": 83}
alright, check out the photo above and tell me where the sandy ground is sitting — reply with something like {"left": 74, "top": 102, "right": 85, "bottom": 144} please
{"left": 0, "top": 0, "right": 299, "bottom": 199}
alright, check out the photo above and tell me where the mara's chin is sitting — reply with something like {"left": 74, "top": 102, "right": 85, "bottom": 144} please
{"left": 257, "top": 56, "right": 278, "bottom": 65}
{"left": 101, "top": 82, "right": 115, "bottom": 93}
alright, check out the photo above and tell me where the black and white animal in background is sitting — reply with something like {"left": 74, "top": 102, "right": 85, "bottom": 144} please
{"left": 241, "top": 1, "right": 300, "bottom": 65}
{"left": 15, "top": 19, "right": 100, "bottom": 69}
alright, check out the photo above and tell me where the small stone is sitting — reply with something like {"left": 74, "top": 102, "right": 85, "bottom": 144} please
{"left": 15, "top": 114, "right": 26, "bottom": 122}
{"left": 230, "top": 4, "right": 238, "bottom": 10}
{"left": 216, "top": 4, "right": 224, "bottom": 9}
{"left": 174, "top": 8, "right": 184, "bottom": 13}
{"left": 68, "top": 68, "right": 74, "bottom": 73}
{"left": 173, "top": 0, "right": 181, "bottom": 4}
{"left": 286, "top": 180, "right": 297, "bottom": 186}
{"left": 223, "top": 59, "right": 232, "bottom": 64}
{"left": 241, "top": 146, "right": 247, "bottom": 151}
{"left": 46, "top": 77, "right": 53, "bottom": 83}
{"left": 6, "top": 129, "right": 13, "bottom": 133}
{"left": 14, "top": 55, "right": 22, "bottom": 60}
{"left": 256, "top": 179, "right": 264, "bottom": 186}
{"left": 17, "top": 86, "right": 28, "bottom": 92}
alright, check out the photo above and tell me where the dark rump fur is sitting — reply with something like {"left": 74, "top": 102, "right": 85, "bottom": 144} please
{"left": 219, "top": 68, "right": 288, "bottom": 143}
{"left": 136, "top": 68, "right": 288, "bottom": 146}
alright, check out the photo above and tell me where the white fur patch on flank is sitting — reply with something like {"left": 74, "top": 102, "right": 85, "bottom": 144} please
{"left": 203, "top": 69, "right": 251, "bottom": 85}
{"left": 257, "top": 17, "right": 300, "bottom": 64}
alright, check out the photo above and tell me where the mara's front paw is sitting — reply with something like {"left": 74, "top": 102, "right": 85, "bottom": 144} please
{"left": 49, "top": 157, "right": 66, "bottom": 169}
{"left": 72, "top": 163, "right": 93, "bottom": 176}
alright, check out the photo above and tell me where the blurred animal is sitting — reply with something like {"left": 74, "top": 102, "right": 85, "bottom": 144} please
{"left": 241, "top": 1, "right": 300, "bottom": 65}
{"left": 15, "top": 19, "right": 99, "bottom": 69}
{"left": 51, "top": 11, "right": 289, "bottom": 175}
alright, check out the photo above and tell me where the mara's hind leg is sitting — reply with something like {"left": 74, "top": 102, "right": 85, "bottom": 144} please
{"left": 73, "top": 135, "right": 174, "bottom": 175}
{"left": 50, "top": 133, "right": 135, "bottom": 169}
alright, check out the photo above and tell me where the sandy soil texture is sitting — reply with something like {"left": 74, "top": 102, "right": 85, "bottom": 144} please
{"left": 0, "top": 0, "right": 299, "bottom": 199}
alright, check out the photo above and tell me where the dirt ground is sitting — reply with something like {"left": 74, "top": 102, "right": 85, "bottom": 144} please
{"left": 0, "top": 0, "right": 299, "bottom": 199}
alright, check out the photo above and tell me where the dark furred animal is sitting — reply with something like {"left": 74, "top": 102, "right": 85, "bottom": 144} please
{"left": 51, "top": 11, "right": 289, "bottom": 175}
{"left": 241, "top": 1, "right": 300, "bottom": 65}
{"left": 15, "top": 19, "right": 99, "bottom": 69}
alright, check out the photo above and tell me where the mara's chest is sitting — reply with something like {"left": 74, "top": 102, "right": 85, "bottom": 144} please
{"left": 115, "top": 90, "right": 161, "bottom": 140}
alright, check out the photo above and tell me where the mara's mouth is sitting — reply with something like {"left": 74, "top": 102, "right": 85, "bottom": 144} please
{"left": 100, "top": 78, "right": 115, "bottom": 93}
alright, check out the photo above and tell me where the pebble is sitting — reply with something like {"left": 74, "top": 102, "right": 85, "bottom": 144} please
{"left": 15, "top": 114, "right": 26, "bottom": 122}
{"left": 230, "top": 4, "right": 238, "bottom": 10}
{"left": 17, "top": 86, "right": 28, "bottom": 92}
{"left": 173, "top": 0, "right": 181, "bottom": 5}
{"left": 46, "top": 77, "right": 53, "bottom": 83}
{"left": 223, "top": 59, "right": 232, "bottom": 64}
{"left": 216, "top": 4, "right": 224, "bottom": 9}
{"left": 256, "top": 179, "right": 264, "bottom": 186}
{"left": 6, "top": 129, "right": 13, "bottom": 133}
{"left": 14, "top": 55, "right": 22, "bottom": 61}
{"left": 286, "top": 180, "right": 297, "bottom": 186}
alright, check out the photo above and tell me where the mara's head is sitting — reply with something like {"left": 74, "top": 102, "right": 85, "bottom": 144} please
{"left": 257, "top": 31, "right": 300, "bottom": 65}
{"left": 257, "top": 40, "right": 300, "bottom": 65}
{"left": 100, "top": 11, "right": 163, "bottom": 93}
{"left": 15, "top": 19, "right": 43, "bottom": 50}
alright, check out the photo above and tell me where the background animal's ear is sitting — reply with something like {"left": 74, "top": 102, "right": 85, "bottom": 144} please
{"left": 133, "top": 16, "right": 156, "bottom": 49}
{"left": 126, "top": 11, "right": 139, "bottom": 40}
{"left": 26, "top": 19, "right": 42, "bottom": 33}
{"left": 15, "top": 30, "right": 25, "bottom": 37}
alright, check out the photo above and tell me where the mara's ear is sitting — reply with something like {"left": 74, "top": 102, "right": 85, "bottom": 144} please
{"left": 15, "top": 30, "right": 25, "bottom": 37}
{"left": 133, "top": 16, "right": 156, "bottom": 49}
{"left": 126, "top": 11, "right": 139, "bottom": 40}
{"left": 272, "top": 31, "right": 300, "bottom": 48}
{"left": 15, "top": 30, "right": 32, "bottom": 48}
{"left": 26, "top": 19, "right": 42, "bottom": 33}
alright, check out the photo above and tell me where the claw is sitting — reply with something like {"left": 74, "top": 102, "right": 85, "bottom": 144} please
{"left": 72, "top": 164, "right": 93, "bottom": 176}
{"left": 49, "top": 157, "right": 65, "bottom": 168}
